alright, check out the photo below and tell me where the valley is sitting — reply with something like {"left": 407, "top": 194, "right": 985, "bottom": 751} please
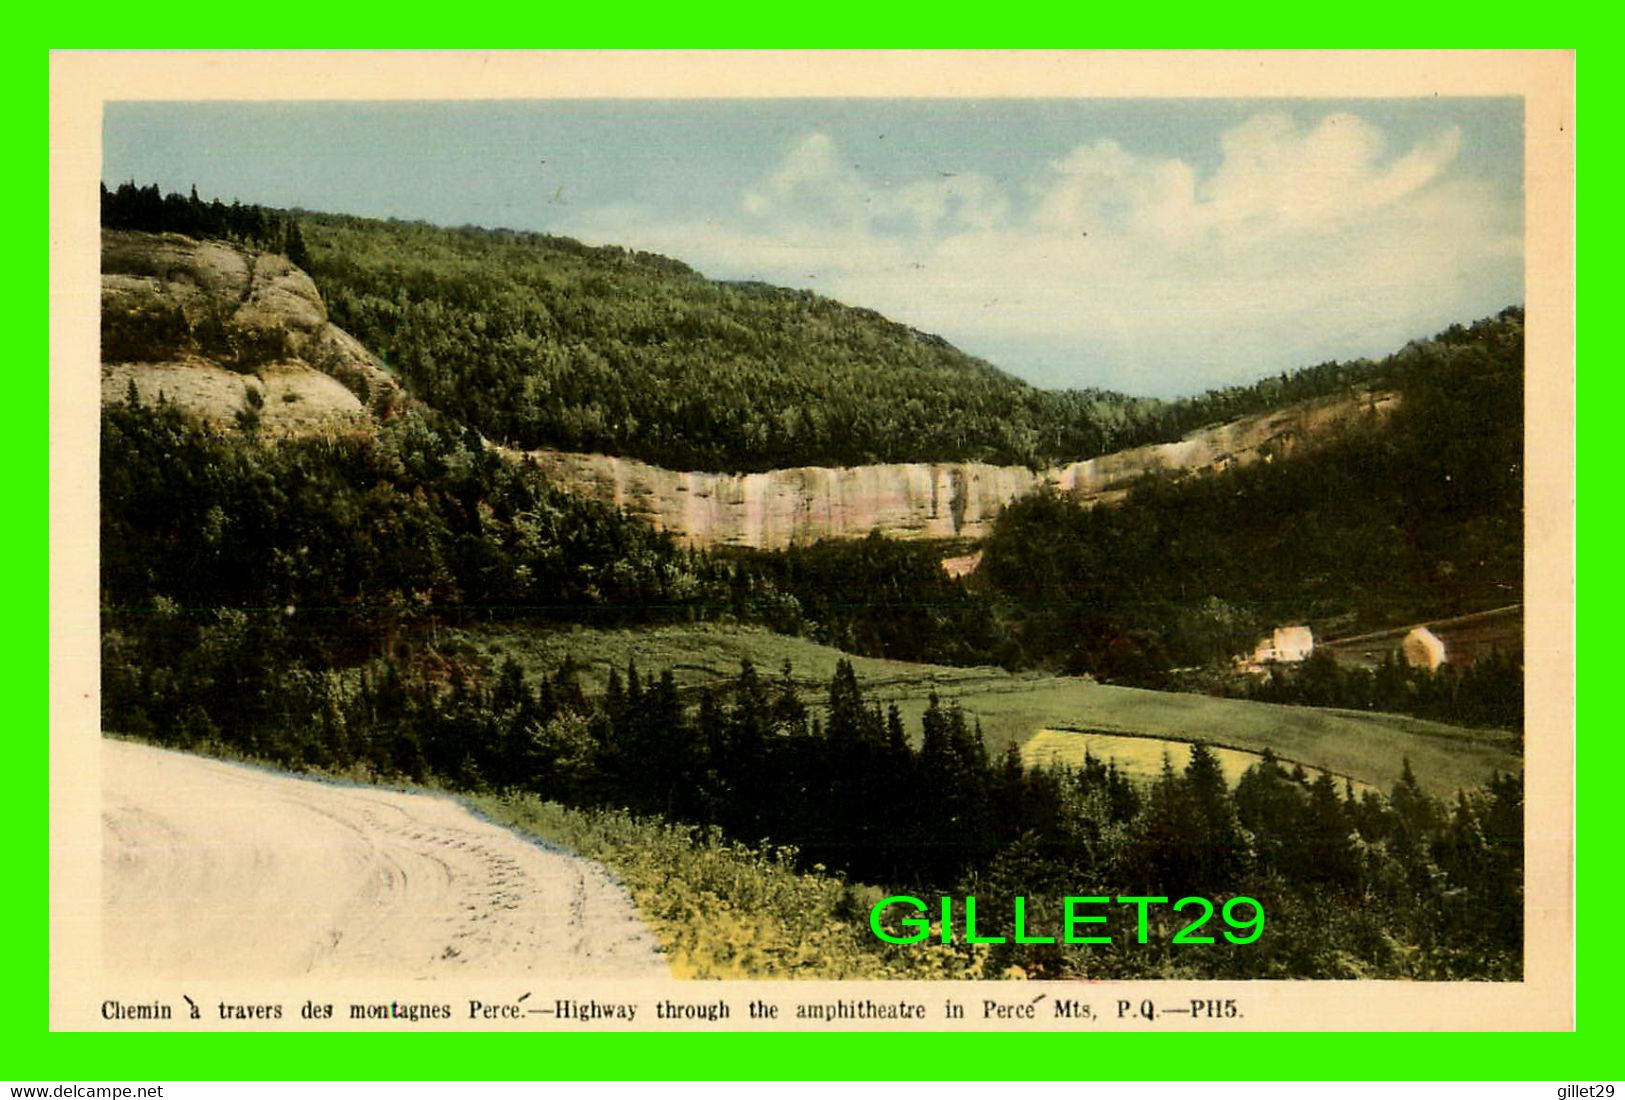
{"left": 454, "top": 623, "right": 1516, "bottom": 796}
{"left": 94, "top": 188, "right": 1529, "bottom": 980}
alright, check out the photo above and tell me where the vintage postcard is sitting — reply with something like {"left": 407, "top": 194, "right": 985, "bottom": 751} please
{"left": 49, "top": 50, "right": 1575, "bottom": 1032}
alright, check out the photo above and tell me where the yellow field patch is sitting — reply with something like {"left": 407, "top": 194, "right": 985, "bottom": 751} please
{"left": 1023, "top": 728, "right": 1373, "bottom": 792}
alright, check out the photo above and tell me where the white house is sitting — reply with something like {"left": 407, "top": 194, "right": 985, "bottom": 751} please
{"left": 1253, "top": 625, "right": 1314, "bottom": 665}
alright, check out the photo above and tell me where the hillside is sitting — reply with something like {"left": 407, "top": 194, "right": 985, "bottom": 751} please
{"left": 94, "top": 228, "right": 1522, "bottom": 725}
{"left": 295, "top": 210, "right": 1389, "bottom": 473}
{"left": 451, "top": 622, "right": 1518, "bottom": 797}
{"left": 96, "top": 224, "right": 1523, "bottom": 686}
{"left": 98, "top": 181, "right": 1409, "bottom": 474}
{"left": 296, "top": 211, "right": 1144, "bottom": 471}
{"left": 98, "top": 225, "right": 1401, "bottom": 558}
{"left": 977, "top": 309, "right": 1525, "bottom": 679}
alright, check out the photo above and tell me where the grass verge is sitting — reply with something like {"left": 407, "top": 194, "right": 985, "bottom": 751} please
{"left": 467, "top": 790, "right": 990, "bottom": 980}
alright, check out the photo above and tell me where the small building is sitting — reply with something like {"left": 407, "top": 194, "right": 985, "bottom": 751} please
{"left": 1253, "top": 625, "right": 1314, "bottom": 665}
{"left": 1402, "top": 626, "right": 1448, "bottom": 671}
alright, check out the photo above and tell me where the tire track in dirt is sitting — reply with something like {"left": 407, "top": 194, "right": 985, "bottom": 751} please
{"left": 101, "top": 739, "right": 670, "bottom": 981}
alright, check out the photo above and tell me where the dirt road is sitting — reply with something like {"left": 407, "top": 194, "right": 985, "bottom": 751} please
{"left": 101, "top": 739, "right": 670, "bottom": 980}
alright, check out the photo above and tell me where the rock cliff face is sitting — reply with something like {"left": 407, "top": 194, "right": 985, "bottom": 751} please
{"left": 100, "top": 230, "right": 401, "bottom": 435}
{"left": 99, "top": 230, "right": 1397, "bottom": 553}
{"left": 519, "top": 390, "right": 1398, "bottom": 550}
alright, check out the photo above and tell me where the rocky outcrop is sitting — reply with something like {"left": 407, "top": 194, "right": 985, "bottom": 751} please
{"left": 99, "top": 231, "right": 1398, "bottom": 553}
{"left": 518, "top": 390, "right": 1398, "bottom": 550}
{"left": 100, "top": 230, "right": 402, "bottom": 435}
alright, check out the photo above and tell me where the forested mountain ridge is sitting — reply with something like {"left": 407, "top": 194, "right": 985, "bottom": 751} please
{"left": 98, "top": 222, "right": 1404, "bottom": 557}
{"left": 100, "top": 181, "right": 1423, "bottom": 474}
{"left": 96, "top": 184, "right": 1524, "bottom": 710}
{"left": 296, "top": 211, "right": 1151, "bottom": 472}
{"left": 295, "top": 210, "right": 1399, "bottom": 472}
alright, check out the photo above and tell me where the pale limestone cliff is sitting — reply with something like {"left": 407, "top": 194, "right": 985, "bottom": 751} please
{"left": 516, "top": 390, "right": 1397, "bottom": 551}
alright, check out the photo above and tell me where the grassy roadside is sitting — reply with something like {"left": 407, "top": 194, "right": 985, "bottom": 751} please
{"left": 466, "top": 790, "right": 989, "bottom": 981}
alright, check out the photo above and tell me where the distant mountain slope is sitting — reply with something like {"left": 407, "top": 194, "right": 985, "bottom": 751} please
{"left": 295, "top": 212, "right": 1385, "bottom": 473}
{"left": 296, "top": 212, "right": 1145, "bottom": 472}
{"left": 98, "top": 184, "right": 1407, "bottom": 474}
{"left": 977, "top": 308, "right": 1525, "bottom": 670}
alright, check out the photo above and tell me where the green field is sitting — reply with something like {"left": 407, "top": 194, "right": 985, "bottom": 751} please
{"left": 455, "top": 624, "right": 1520, "bottom": 797}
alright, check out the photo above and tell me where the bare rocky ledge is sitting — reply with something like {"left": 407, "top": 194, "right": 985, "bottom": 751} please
{"left": 100, "top": 229, "right": 401, "bottom": 435}
{"left": 99, "top": 229, "right": 1396, "bottom": 551}
{"left": 516, "top": 389, "right": 1397, "bottom": 551}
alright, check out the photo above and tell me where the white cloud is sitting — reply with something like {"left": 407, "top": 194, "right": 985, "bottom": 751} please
{"left": 562, "top": 114, "right": 1520, "bottom": 395}
{"left": 739, "top": 132, "right": 1010, "bottom": 241}
{"left": 1199, "top": 113, "right": 1465, "bottom": 235}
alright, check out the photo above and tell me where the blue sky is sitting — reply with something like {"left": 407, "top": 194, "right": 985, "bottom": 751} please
{"left": 104, "top": 98, "right": 1524, "bottom": 396}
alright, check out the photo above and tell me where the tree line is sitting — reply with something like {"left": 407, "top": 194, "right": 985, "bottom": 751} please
{"left": 101, "top": 394, "right": 805, "bottom": 665}
{"left": 102, "top": 605, "right": 1522, "bottom": 980}
{"left": 101, "top": 181, "right": 310, "bottom": 267}
{"left": 1237, "top": 649, "right": 1523, "bottom": 734}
